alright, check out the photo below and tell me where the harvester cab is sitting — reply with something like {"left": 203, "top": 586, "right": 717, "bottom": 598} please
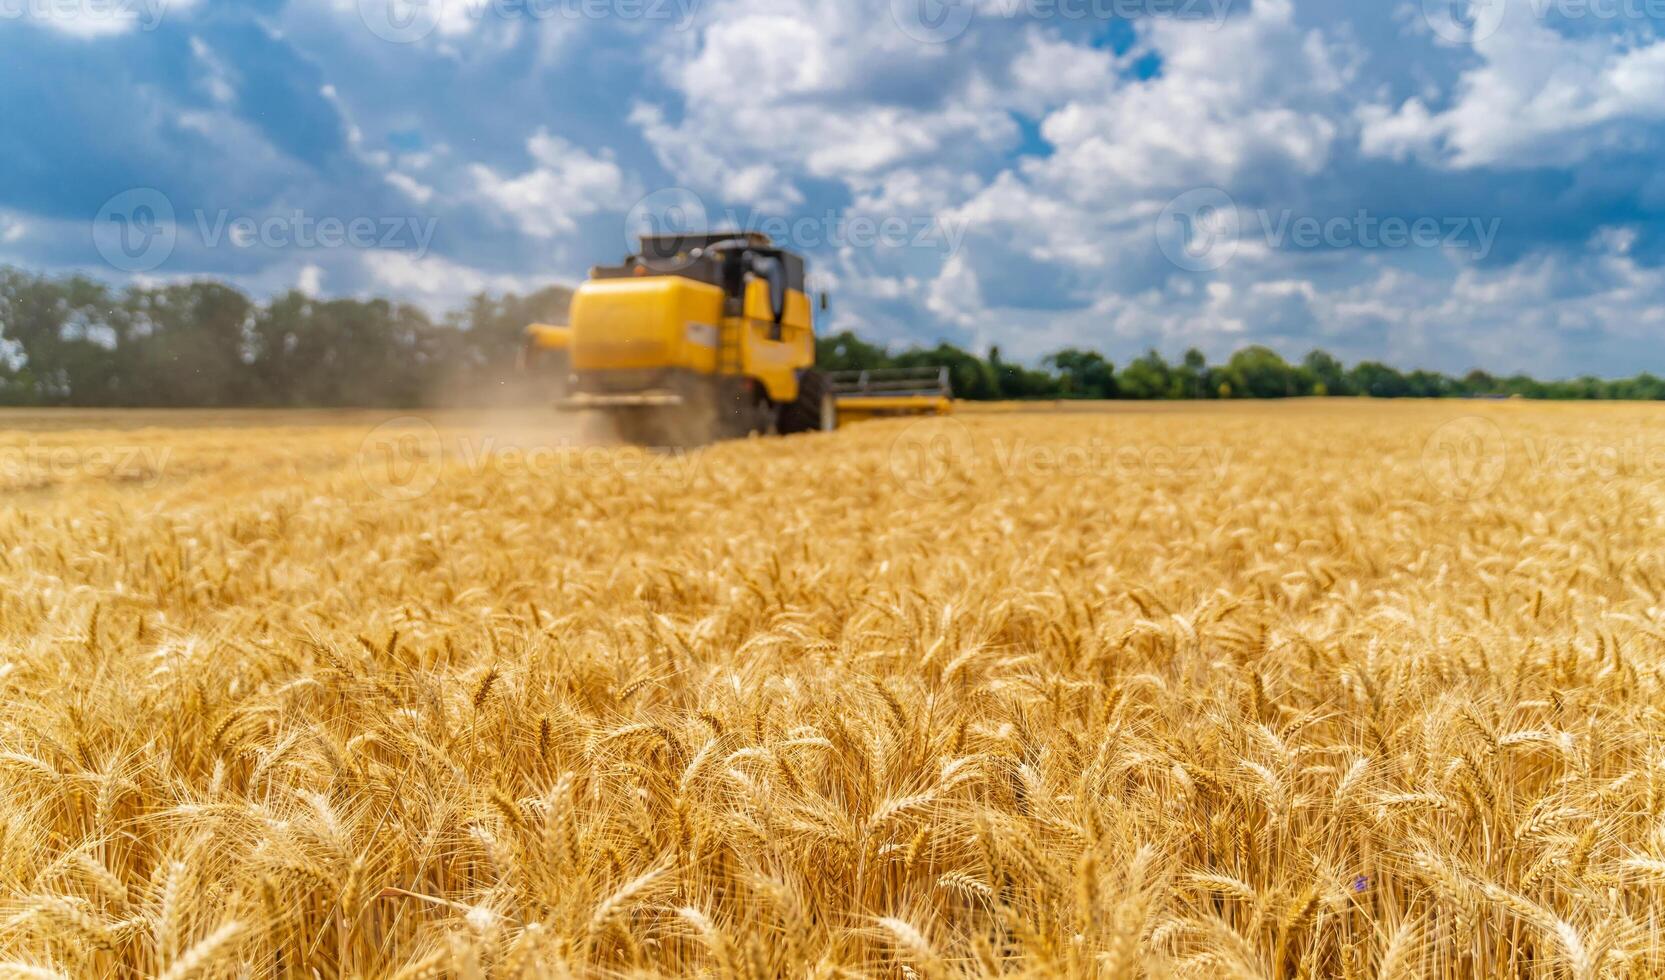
{"left": 523, "top": 231, "right": 952, "bottom": 444}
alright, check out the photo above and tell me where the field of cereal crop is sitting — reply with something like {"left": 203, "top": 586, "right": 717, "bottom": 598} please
{"left": 3, "top": 400, "right": 1665, "bottom": 978}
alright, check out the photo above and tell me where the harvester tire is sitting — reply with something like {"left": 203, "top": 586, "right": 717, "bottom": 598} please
{"left": 778, "top": 370, "right": 837, "bottom": 435}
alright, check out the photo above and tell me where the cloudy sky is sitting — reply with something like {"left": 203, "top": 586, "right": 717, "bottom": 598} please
{"left": 3, "top": 0, "right": 1663, "bottom": 376}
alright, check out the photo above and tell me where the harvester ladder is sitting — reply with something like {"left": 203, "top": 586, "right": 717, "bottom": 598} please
{"left": 717, "top": 319, "right": 744, "bottom": 376}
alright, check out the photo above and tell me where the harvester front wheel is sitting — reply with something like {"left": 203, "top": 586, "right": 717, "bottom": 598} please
{"left": 717, "top": 378, "right": 776, "bottom": 440}
{"left": 611, "top": 408, "right": 678, "bottom": 447}
{"left": 778, "top": 370, "right": 837, "bottom": 435}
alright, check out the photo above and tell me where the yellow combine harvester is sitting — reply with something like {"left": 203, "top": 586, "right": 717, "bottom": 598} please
{"left": 522, "top": 231, "right": 951, "bottom": 443}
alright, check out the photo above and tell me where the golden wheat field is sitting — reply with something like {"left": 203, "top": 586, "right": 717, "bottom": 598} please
{"left": 3, "top": 400, "right": 1665, "bottom": 979}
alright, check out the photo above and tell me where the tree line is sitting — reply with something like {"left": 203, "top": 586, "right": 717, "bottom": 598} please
{"left": 816, "top": 333, "right": 1665, "bottom": 401}
{"left": 3, "top": 267, "right": 1662, "bottom": 406}
{"left": 0, "top": 268, "right": 572, "bottom": 407}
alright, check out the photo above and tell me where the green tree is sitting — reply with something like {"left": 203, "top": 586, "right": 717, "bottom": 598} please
{"left": 1045, "top": 348, "right": 1117, "bottom": 398}
{"left": 1223, "top": 346, "right": 1300, "bottom": 398}
{"left": 1173, "top": 348, "right": 1212, "bottom": 399}
{"left": 1404, "top": 370, "right": 1453, "bottom": 398}
{"left": 1349, "top": 361, "right": 1410, "bottom": 398}
{"left": 1302, "top": 349, "right": 1351, "bottom": 396}
{"left": 1117, "top": 349, "right": 1173, "bottom": 400}
{"left": 896, "top": 343, "right": 1001, "bottom": 400}
{"left": 815, "top": 330, "right": 891, "bottom": 372}
{"left": 124, "top": 282, "right": 256, "bottom": 406}
{"left": 1459, "top": 369, "right": 1497, "bottom": 397}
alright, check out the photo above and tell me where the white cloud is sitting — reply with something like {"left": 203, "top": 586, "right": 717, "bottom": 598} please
{"left": 1356, "top": 97, "right": 1440, "bottom": 161}
{"left": 361, "top": 251, "right": 539, "bottom": 311}
{"left": 631, "top": 0, "right": 1021, "bottom": 210}
{"left": 385, "top": 171, "right": 434, "bottom": 205}
{"left": 1025, "top": 0, "right": 1340, "bottom": 203}
{"left": 847, "top": 168, "right": 983, "bottom": 222}
{"left": 946, "top": 172, "right": 1110, "bottom": 268}
{"left": 629, "top": 103, "right": 805, "bottom": 212}
{"left": 297, "top": 263, "right": 324, "bottom": 297}
{"left": 1360, "top": 8, "right": 1665, "bottom": 167}
{"left": 925, "top": 253, "right": 984, "bottom": 329}
{"left": 677, "top": 10, "right": 835, "bottom": 98}
{"left": 1007, "top": 30, "right": 1118, "bottom": 115}
{"left": 189, "top": 36, "right": 237, "bottom": 106}
{"left": 920, "top": 0, "right": 1351, "bottom": 325}
{"left": 470, "top": 130, "right": 637, "bottom": 239}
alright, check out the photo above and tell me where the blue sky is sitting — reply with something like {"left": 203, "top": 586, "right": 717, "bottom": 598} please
{"left": 2, "top": 0, "right": 1664, "bottom": 377}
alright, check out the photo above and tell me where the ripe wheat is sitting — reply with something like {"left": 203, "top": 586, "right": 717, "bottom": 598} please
{"left": 1, "top": 401, "right": 1663, "bottom": 978}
